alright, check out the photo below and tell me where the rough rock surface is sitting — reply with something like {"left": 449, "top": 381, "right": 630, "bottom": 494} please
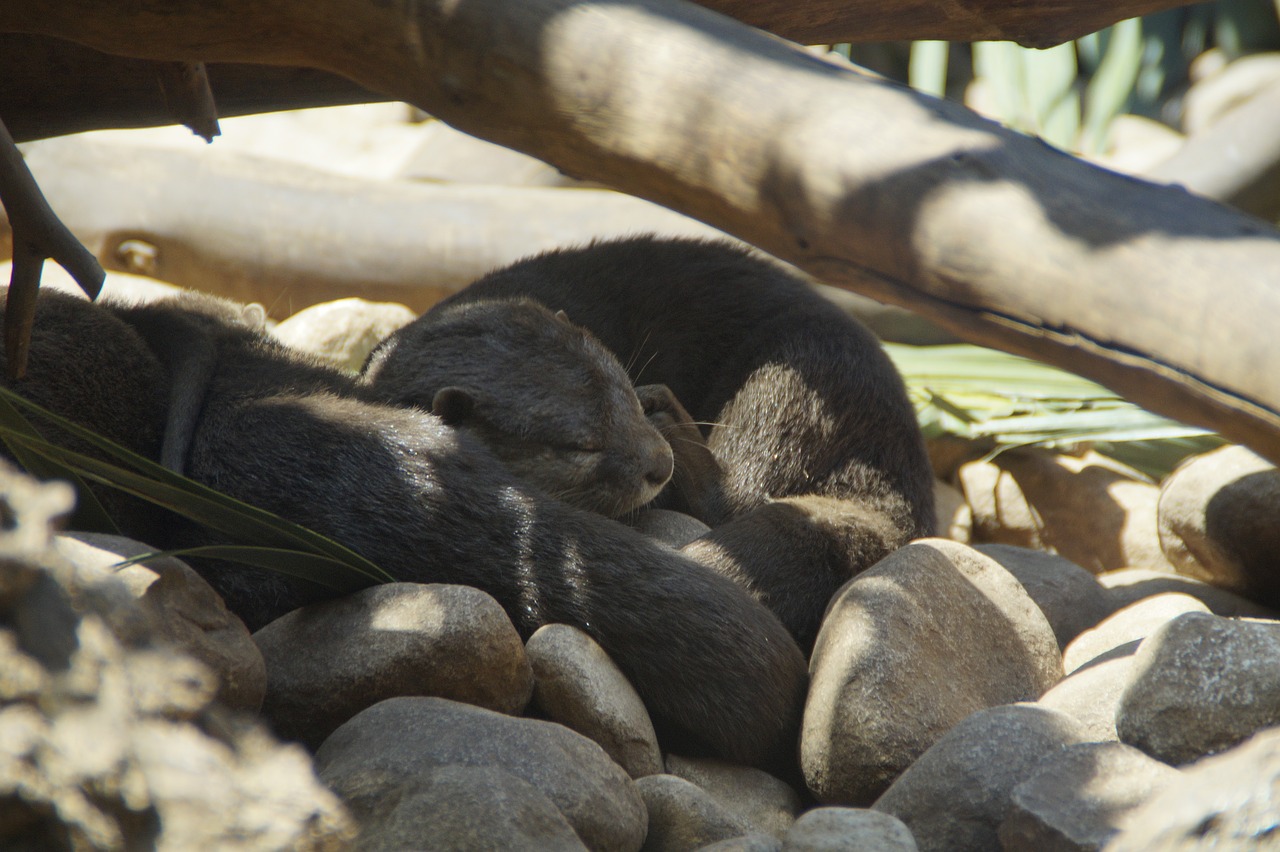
{"left": 0, "top": 462, "right": 353, "bottom": 850}
{"left": 1037, "top": 656, "right": 1137, "bottom": 742}
{"left": 699, "top": 834, "right": 783, "bottom": 851}
{"left": 998, "top": 741, "right": 1180, "bottom": 851}
{"left": 272, "top": 297, "right": 417, "bottom": 372}
{"left": 1157, "top": 444, "right": 1280, "bottom": 607}
{"left": 959, "top": 448, "right": 1172, "bottom": 574}
{"left": 53, "top": 531, "right": 267, "bottom": 712}
{"left": 664, "top": 754, "right": 801, "bottom": 838}
{"left": 1096, "top": 567, "right": 1278, "bottom": 619}
{"left": 1062, "top": 592, "right": 1209, "bottom": 674}
{"left": 636, "top": 774, "right": 754, "bottom": 851}
{"left": 527, "top": 624, "right": 663, "bottom": 778}
{"left": 803, "top": 539, "right": 1062, "bottom": 805}
{"left": 255, "top": 582, "right": 533, "bottom": 748}
{"left": 1116, "top": 611, "right": 1280, "bottom": 765}
{"left": 341, "top": 765, "right": 587, "bottom": 851}
{"left": 1105, "top": 725, "right": 1280, "bottom": 851}
{"left": 314, "top": 696, "right": 647, "bottom": 851}
{"left": 873, "top": 704, "right": 1090, "bottom": 852}
{"left": 976, "top": 544, "right": 1112, "bottom": 650}
{"left": 784, "top": 807, "right": 919, "bottom": 851}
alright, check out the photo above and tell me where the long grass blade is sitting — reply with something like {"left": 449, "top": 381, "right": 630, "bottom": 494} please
{"left": 115, "top": 545, "right": 374, "bottom": 592}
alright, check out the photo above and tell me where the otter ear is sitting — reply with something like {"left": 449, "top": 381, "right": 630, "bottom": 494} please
{"left": 431, "top": 386, "right": 475, "bottom": 426}
{"left": 554, "top": 309, "right": 572, "bottom": 325}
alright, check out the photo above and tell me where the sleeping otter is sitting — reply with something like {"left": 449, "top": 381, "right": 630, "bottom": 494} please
{"left": 0, "top": 288, "right": 806, "bottom": 770}
{"left": 366, "top": 236, "right": 936, "bottom": 651}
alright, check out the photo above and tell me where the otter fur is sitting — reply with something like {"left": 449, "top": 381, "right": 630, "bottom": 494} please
{"left": 0, "top": 288, "right": 806, "bottom": 770}
{"left": 366, "top": 237, "right": 936, "bottom": 651}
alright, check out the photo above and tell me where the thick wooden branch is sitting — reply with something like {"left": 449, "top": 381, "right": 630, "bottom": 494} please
{"left": 693, "top": 0, "right": 1203, "bottom": 47}
{"left": 0, "top": 35, "right": 386, "bottom": 143}
{"left": 4, "top": 0, "right": 1280, "bottom": 466}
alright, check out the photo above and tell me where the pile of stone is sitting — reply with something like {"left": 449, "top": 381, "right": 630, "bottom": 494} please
{"left": 4, "top": 301, "right": 1280, "bottom": 849}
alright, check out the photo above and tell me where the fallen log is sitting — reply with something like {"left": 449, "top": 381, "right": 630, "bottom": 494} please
{"left": 3, "top": 0, "right": 1280, "bottom": 465}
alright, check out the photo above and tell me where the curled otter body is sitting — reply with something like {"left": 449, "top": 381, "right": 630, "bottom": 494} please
{"left": 373, "top": 236, "right": 936, "bottom": 651}
{"left": 0, "top": 289, "right": 806, "bottom": 770}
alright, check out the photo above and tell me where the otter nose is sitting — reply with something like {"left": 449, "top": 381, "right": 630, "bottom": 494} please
{"left": 646, "top": 444, "right": 674, "bottom": 488}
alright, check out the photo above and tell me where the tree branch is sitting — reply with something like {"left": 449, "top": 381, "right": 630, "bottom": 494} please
{"left": 0, "top": 115, "right": 103, "bottom": 378}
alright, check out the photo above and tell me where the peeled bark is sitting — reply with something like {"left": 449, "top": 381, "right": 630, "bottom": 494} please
{"left": 3, "top": 0, "right": 1280, "bottom": 464}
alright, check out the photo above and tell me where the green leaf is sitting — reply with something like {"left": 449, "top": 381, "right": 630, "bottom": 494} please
{"left": 1081, "top": 18, "right": 1144, "bottom": 156}
{"left": 0, "top": 390, "right": 120, "bottom": 535}
{"left": 909, "top": 41, "right": 950, "bottom": 98}
{"left": 114, "top": 545, "right": 374, "bottom": 593}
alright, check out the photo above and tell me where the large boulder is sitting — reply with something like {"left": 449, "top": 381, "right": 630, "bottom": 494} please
{"left": 803, "top": 540, "right": 1061, "bottom": 804}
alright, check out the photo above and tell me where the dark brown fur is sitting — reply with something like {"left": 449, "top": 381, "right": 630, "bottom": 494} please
{"left": 0, "top": 289, "right": 806, "bottom": 770}
{"left": 369, "top": 237, "right": 936, "bottom": 651}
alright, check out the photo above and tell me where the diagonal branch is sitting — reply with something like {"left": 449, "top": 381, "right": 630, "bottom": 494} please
{"left": 0, "top": 115, "right": 104, "bottom": 378}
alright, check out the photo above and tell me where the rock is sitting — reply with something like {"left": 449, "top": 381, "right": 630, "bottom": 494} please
{"left": 700, "top": 834, "right": 784, "bottom": 852}
{"left": 802, "top": 539, "right": 1061, "bottom": 805}
{"left": 665, "top": 754, "right": 801, "bottom": 837}
{"left": 273, "top": 297, "right": 417, "bottom": 372}
{"left": 958, "top": 448, "right": 1172, "bottom": 574}
{"left": 629, "top": 509, "right": 712, "bottom": 549}
{"left": 872, "top": 704, "right": 1090, "bottom": 852}
{"left": 0, "top": 461, "right": 353, "bottom": 850}
{"left": 255, "top": 583, "right": 532, "bottom": 748}
{"left": 346, "top": 765, "right": 587, "bottom": 851}
{"left": 1062, "top": 593, "right": 1209, "bottom": 674}
{"left": 1037, "top": 656, "right": 1137, "bottom": 742}
{"left": 1116, "top": 611, "right": 1280, "bottom": 765}
{"left": 1105, "top": 725, "right": 1280, "bottom": 850}
{"left": 53, "top": 532, "right": 267, "bottom": 712}
{"left": 636, "top": 774, "right": 754, "bottom": 852}
{"left": 1157, "top": 444, "right": 1280, "bottom": 607}
{"left": 315, "top": 696, "right": 646, "bottom": 851}
{"left": 783, "top": 808, "right": 918, "bottom": 851}
{"left": 1183, "top": 52, "right": 1280, "bottom": 133}
{"left": 933, "top": 479, "right": 972, "bottom": 542}
{"left": 1097, "top": 567, "right": 1278, "bottom": 619}
{"left": 998, "top": 741, "right": 1179, "bottom": 851}
{"left": 976, "top": 544, "right": 1112, "bottom": 649}
{"left": 527, "top": 624, "right": 663, "bottom": 778}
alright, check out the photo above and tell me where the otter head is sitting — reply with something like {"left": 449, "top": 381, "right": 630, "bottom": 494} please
{"left": 360, "top": 298, "right": 673, "bottom": 518}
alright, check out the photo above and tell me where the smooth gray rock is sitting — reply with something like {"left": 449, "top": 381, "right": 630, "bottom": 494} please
{"left": 698, "top": 834, "right": 783, "bottom": 852}
{"left": 783, "top": 808, "right": 918, "bottom": 851}
{"left": 55, "top": 532, "right": 268, "bottom": 712}
{"left": 630, "top": 509, "right": 712, "bottom": 549}
{"left": 1117, "top": 611, "right": 1280, "bottom": 765}
{"left": 348, "top": 765, "right": 587, "bottom": 851}
{"left": 1062, "top": 593, "right": 1209, "bottom": 674}
{"left": 315, "top": 696, "right": 646, "bottom": 852}
{"left": 999, "top": 741, "right": 1180, "bottom": 852}
{"left": 637, "top": 774, "right": 754, "bottom": 852}
{"left": 873, "top": 704, "right": 1091, "bottom": 852}
{"left": 255, "top": 583, "right": 533, "bottom": 748}
{"left": 666, "top": 754, "right": 801, "bottom": 838}
{"left": 1037, "top": 656, "right": 1137, "bottom": 742}
{"left": 1096, "top": 567, "right": 1278, "bottom": 619}
{"left": 272, "top": 297, "right": 416, "bottom": 373}
{"left": 528, "top": 624, "right": 663, "bottom": 778}
{"left": 976, "top": 544, "right": 1112, "bottom": 650}
{"left": 1104, "top": 725, "right": 1280, "bottom": 851}
{"left": 1157, "top": 444, "right": 1280, "bottom": 607}
{"left": 803, "top": 540, "right": 1062, "bottom": 804}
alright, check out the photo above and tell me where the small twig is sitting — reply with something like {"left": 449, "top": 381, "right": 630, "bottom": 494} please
{"left": 157, "top": 61, "right": 221, "bottom": 142}
{"left": 0, "top": 114, "right": 104, "bottom": 379}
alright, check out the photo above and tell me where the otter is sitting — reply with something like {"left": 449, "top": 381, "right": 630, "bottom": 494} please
{"left": 0, "top": 288, "right": 806, "bottom": 771}
{"left": 366, "top": 236, "right": 936, "bottom": 651}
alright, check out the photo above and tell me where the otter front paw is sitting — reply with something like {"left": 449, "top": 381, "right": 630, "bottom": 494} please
{"left": 635, "top": 384, "right": 727, "bottom": 524}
